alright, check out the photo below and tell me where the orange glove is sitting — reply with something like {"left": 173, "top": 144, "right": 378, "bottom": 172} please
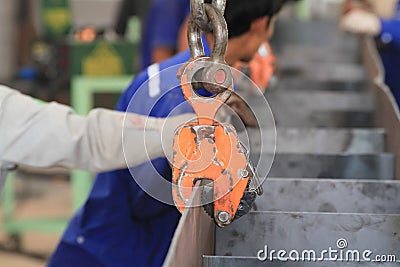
{"left": 234, "top": 42, "right": 276, "bottom": 93}
{"left": 248, "top": 42, "right": 276, "bottom": 92}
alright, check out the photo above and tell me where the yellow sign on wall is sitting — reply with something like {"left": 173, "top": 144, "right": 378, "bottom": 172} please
{"left": 44, "top": 8, "right": 70, "bottom": 35}
{"left": 82, "top": 43, "right": 124, "bottom": 76}
{"left": 42, "top": 0, "right": 70, "bottom": 38}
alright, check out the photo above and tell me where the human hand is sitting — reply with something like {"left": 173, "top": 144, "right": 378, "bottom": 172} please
{"left": 340, "top": 9, "right": 381, "bottom": 36}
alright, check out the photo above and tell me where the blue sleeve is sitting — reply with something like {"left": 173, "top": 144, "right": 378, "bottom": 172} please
{"left": 148, "top": 0, "right": 190, "bottom": 49}
{"left": 116, "top": 71, "right": 148, "bottom": 112}
{"left": 380, "top": 19, "right": 400, "bottom": 49}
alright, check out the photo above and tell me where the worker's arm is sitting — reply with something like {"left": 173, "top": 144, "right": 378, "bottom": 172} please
{"left": 0, "top": 85, "right": 193, "bottom": 172}
{"left": 340, "top": 9, "right": 400, "bottom": 49}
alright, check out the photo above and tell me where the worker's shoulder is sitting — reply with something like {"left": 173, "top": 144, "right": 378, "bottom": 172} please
{"left": 159, "top": 50, "right": 191, "bottom": 72}
{"left": 119, "top": 51, "right": 191, "bottom": 111}
{"left": 128, "top": 50, "right": 190, "bottom": 94}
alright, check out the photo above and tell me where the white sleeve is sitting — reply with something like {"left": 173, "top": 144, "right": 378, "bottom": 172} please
{"left": 0, "top": 85, "right": 166, "bottom": 172}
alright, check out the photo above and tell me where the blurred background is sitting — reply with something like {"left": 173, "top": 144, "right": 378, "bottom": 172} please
{"left": 2, "top": 0, "right": 385, "bottom": 265}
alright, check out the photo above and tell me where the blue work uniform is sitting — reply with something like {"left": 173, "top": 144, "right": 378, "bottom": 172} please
{"left": 141, "top": 0, "right": 190, "bottom": 69}
{"left": 378, "top": 13, "right": 400, "bottom": 107}
{"left": 48, "top": 42, "right": 211, "bottom": 267}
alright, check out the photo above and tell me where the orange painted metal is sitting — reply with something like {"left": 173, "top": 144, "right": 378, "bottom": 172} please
{"left": 172, "top": 58, "right": 249, "bottom": 226}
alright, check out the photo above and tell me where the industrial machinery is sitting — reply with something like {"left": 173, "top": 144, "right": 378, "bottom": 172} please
{"left": 164, "top": 16, "right": 400, "bottom": 267}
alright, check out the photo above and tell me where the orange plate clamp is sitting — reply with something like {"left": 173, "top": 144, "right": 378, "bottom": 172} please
{"left": 171, "top": 1, "right": 250, "bottom": 227}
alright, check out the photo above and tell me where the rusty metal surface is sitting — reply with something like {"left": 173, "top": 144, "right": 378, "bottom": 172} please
{"left": 172, "top": 122, "right": 249, "bottom": 226}
{"left": 187, "top": 0, "right": 230, "bottom": 94}
{"left": 277, "top": 46, "right": 361, "bottom": 64}
{"left": 266, "top": 111, "right": 374, "bottom": 128}
{"left": 274, "top": 80, "right": 370, "bottom": 92}
{"left": 271, "top": 20, "right": 361, "bottom": 64}
{"left": 270, "top": 20, "right": 365, "bottom": 82}
{"left": 278, "top": 63, "right": 366, "bottom": 82}
{"left": 215, "top": 212, "right": 400, "bottom": 257}
{"left": 249, "top": 91, "right": 375, "bottom": 127}
{"left": 190, "top": 0, "right": 226, "bottom": 33}
{"left": 256, "top": 178, "right": 400, "bottom": 214}
{"left": 254, "top": 153, "right": 394, "bottom": 180}
{"left": 163, "top": 182, "right": 215, "bottom": 267}
{"left": 240, "top": 128, "right": 385, "bottom": 154}
{"left": 269, "top": 110, "right": 375, "bottom": 128}
{"left": 264, "top": 91, "right": 374, "bottom": 111}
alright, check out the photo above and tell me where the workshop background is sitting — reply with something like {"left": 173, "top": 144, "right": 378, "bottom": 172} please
{"left": 1, "top": 0, "right": 400, "bottom": 266}
{"left": 0, "top": 1, "right": 146, "bottom": 265}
